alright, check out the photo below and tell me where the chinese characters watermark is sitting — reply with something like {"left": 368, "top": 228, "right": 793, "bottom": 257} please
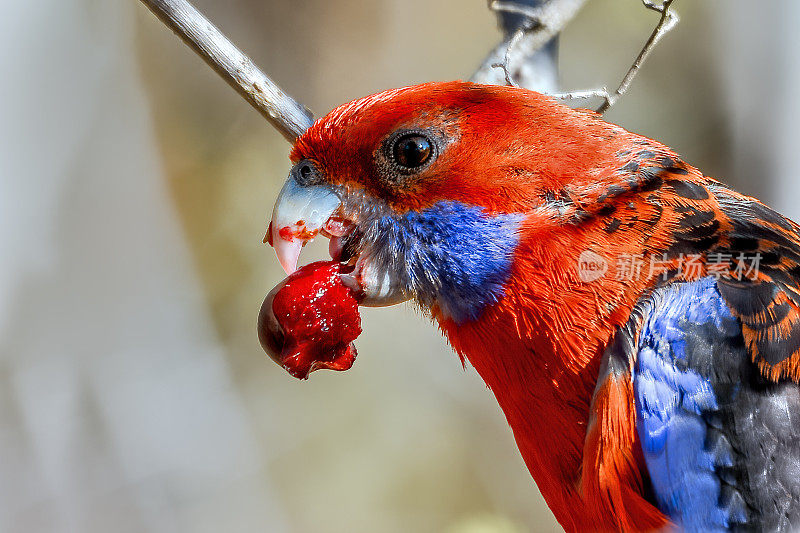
{"left": 577, "top": 251, "right": 762, "bottom": 282}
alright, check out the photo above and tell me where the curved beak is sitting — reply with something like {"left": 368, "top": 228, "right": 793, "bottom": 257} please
{"left": 269, "top": 164, "right": 342, "bottom": 275}
{"left": 268, "top": 160, "right": 411, "bottom": 307}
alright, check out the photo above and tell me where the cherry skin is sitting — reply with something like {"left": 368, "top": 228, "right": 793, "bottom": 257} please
{"left": 258, "top": 261, "right": 362, "bottom": 379}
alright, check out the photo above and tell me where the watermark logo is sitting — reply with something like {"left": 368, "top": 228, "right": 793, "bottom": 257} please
{"left": 577, "top": 250, "right": 762, "bottom": 283}
{"left": 578, "top": 250, "right": 608, "bottom": 282}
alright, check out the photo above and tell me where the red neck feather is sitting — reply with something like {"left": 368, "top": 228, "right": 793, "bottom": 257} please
{"left": 437, "top": 218, "right": 665, "bottom": 530}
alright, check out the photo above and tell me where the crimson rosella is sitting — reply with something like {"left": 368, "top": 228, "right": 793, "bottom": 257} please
{"left": 262, "top": 81, "right": 800, "bottom": 531}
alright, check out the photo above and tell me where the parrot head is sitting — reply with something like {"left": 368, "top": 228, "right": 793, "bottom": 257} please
{"left": 267, "top": 80, "right": 634, "bottom": 323}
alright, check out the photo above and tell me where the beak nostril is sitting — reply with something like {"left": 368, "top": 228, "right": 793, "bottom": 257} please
{"left": 294, "top": 160, "right": 321, "bottom": 186}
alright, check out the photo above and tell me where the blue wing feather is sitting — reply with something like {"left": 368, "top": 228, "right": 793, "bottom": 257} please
{"left": 633, "top": 277, "right": 800, "bottom": 531}
{"left": 634, "top": 278, "right": 734, "bottom": 531}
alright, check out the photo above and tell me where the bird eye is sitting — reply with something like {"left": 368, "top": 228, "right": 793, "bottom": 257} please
{"left": 392, "top": 134, "right": 433, "bottom": 169}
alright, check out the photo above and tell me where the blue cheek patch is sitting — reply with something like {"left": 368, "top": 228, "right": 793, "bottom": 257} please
{"left": 371, "top": 202, "right": 523, "bottom": 323}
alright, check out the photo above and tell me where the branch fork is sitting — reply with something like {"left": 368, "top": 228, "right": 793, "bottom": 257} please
{"left": 139, "top": 0, "right": 679, "bottom": 141}
{"left": 552, "top": 0, "right": 679, "bottom": 113}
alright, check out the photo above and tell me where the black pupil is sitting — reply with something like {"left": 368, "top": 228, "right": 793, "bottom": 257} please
{"left": 394, "top": 135, "right": 431, "bottom": 168}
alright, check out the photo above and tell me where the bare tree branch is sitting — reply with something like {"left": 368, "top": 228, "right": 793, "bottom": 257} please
{"left": 552, "top": 0, "right": 679, "bottom": 113}
{"left": 138, "top": 0, "right": 314, "bottom": 142}
{"left": 471, "top": 0, "right": 587, "bottom": 91}
{"left": 138, "top": 0, "right": 676, "bottom": 144}
{"left": 490, "top": 0, "right": 584, "bottom": 29}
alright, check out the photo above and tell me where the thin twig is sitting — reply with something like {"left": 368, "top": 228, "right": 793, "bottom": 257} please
{"left": 491, "top": 28, "right": 527, "bottom": 87}
{"left": 471, "top": 0, "right": 587, "bottom": 88}
{"left": 138, "top": 0, "right": 314, "bottom": 142}
{"left": 549, "top": 89, "right": 610, "bottom": 101}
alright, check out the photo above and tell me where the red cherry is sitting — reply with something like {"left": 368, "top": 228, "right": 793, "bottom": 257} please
{"left": 258, "top": 261, "right": 362, "bottom": 379}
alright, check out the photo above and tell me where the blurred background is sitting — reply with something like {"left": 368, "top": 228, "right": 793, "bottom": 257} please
{"left": 2, "top": 1, "right": 797, "bottom": 531}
